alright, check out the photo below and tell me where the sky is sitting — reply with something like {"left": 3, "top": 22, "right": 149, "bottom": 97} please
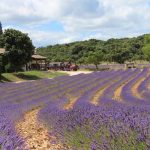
{"left": 0, "top": 0, "right": 150, "bottom": 47}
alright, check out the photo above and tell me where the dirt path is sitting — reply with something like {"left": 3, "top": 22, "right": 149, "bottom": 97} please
{"left": 148, "top": 83, "right": 150, "bottom": 90}
{"left": 16, "top": 108, "right": 68, "bottom": 150}
{"left": 113, "top": 74, "right": 138, "bottom": 101}
{"left": 131, "top": 70, "right": 150, "bottom": 99}
{"left": 63, "top": 94, "right": 80, "bottom": 110}
{"left": 113, "top": 83, "right": 126, "bottom": 102}
{"left": 91, "top": 85, "right": 109, "bottom": 106}
{"left": 91, "top": 80, "right": 118, "bottom": 106}
{"left": 113, "top": 69, "right": 150, "bottom": 101}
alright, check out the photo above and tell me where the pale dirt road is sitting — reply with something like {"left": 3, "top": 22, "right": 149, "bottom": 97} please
{"left": 58, "top": 70, "right": 92, "bottom": 76}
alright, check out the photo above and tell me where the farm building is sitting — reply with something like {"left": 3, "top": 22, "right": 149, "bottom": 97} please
{"left": 0, "top": 48, "right": 5, "bottom": 55}
{"left": 29, "top": 54, "right": 47, "bottom": 70}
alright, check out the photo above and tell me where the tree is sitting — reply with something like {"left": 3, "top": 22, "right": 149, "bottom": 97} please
{"left": 142, "top": 45, "right": 150, "bottom": 61}
{"left": 0, "top": 55, "right": 2, "bottom": 80}
{"left": 142, "top": 35, "right": 150, "bottom": 62}
{"left": 86, "top": 51, "right": 104, "bottom": 70}
{"left": 111, "top": 49, "right": 131, "bottom": 64}
{"left": 0, "top": 22, "right": 4, "bottom": 47}
{"left": 3, "top": 29, "right": 34, "bottom": 72}
{"left": 0, "top": 22, "right": 2, "bottom": 35}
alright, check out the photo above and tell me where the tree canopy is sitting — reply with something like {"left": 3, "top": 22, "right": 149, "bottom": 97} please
{"left": 0, "top": 22, "right": 2, "bottom": 35}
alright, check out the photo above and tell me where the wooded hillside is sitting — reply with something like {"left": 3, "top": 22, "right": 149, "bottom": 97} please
{"left": 37, "top": 34, "right": 150, "bottom": 64}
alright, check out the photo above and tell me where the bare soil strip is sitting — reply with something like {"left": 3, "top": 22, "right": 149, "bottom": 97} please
{"left": 114, "top": 70, "right": 150, "bottom": 101}
{"left": 148, "top": 83, "right": 150, "bottom": 90}
{"left": 91, "top": 86, "right": 109, "bottom": 106}
{"left": 91, "top": 80, "right": 118, "bottom": 106}
{"left": 63, "top": 94, "right": 80, "bottom": 110}
{"left": 113, "top": 74, "right": 139, "bottom": 101}
{"left": 16, "top": 108, "right": 69, "bottom": 150}
{"left": 113, "top": 83, "right": 125, "bottom": 102}
{"left": 131, "top": 70, "right": 150, "bottom": 99}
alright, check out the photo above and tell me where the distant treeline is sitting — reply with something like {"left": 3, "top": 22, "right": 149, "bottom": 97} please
{"left": 37, "top": 34, "right": 150, "bottom": 64}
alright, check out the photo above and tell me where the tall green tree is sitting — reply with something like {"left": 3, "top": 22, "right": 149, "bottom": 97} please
{"left": 0, "top": 22, "right": 4, "bottom": 47}
{"left": 3, "top": 29, "right": 34, "bottom": 72}
{"left": 142, "top": 35, "right": 150, "bottom": 62}
{"left": 0, "top": 55, "right": 2, "bottom": 80}
{"left": 86, "top": 51, "right": 104, "bottom": 70}
{"left": 0, "top": 22, "right": 2, "bottom": 35}
{"left": 0, "top": 22, "right": 3, "bottom": 77}
{"left": 142, "top": 45, "right": 150, "bottom": 61}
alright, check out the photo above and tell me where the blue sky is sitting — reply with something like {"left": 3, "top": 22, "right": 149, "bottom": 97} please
{"left": 0, "top": 0, "right": 150, "bottom": 47}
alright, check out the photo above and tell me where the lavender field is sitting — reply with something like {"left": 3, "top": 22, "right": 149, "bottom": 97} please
{"left": 0, "top": 68, "right": 150, "bottom": 150}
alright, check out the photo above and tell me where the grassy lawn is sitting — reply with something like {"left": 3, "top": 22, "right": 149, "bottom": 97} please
{"left": 0, "top": 71, "right": 67, "bottom": 82}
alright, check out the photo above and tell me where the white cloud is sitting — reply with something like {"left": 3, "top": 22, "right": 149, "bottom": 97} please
{"left": 0, "top": 0, "right": 150, "bottom": 46}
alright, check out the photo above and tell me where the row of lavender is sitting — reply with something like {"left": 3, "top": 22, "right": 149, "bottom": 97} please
{"left": 0, "top": 68, "right": 150, "bottom": 149}
{"left": 39, "top": 68, "right": 150, "bottom": 150}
